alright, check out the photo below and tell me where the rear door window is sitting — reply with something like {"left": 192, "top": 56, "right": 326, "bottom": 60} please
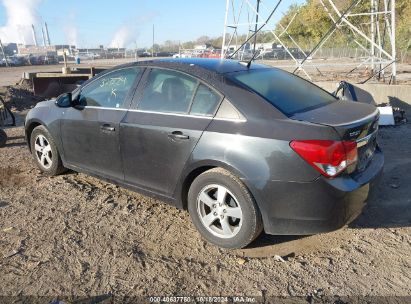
{"left": 137, "top": 68, "right": 222, "bottom": 117}
{"left": 138, "top": 69, "right": 198, "bottom": 114}
{"left": 189, "top": 84, "right": 221, "bottom": 116}
{"left": 228, "top": 68, "right": 337, "bottom": 115}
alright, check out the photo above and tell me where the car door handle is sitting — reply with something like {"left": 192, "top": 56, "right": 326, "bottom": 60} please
{"left": 168, "top": 131, "right": 189, "bottom": 140}
{"left": 100, "top": 124, "right": 115, "bottom": 132}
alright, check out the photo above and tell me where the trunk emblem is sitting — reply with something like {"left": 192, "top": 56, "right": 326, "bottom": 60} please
{"left": 349, "top": 130, "right": 361, "bottom": 137}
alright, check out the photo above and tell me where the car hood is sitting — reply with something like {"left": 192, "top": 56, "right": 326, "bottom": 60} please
{"left": 35, "top": 99, "right": 56, "bottom": 108}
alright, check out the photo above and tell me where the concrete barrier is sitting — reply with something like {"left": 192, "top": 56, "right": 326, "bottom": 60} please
{"left": 315, "top": 82, "right": 411, "bottom": 106}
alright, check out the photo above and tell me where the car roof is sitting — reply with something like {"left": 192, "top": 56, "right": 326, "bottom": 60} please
{"left": 78, "top": 58, "right": 271, "bottom": 92}
{"left": 129, "top": 58, "right": 270, "bottom": 75}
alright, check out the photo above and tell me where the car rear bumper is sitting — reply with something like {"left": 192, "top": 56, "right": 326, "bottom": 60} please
{"left": 257, "top": 148, "right": 384, "bottom": 235}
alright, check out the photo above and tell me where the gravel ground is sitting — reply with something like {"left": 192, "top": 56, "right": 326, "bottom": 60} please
{"left": 0, "top": 83, "right": 410, "bottom": 302}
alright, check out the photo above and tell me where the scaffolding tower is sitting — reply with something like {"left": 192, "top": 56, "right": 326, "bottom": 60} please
{"left": 221, "top": 0, "right": 397, "bottom": 83}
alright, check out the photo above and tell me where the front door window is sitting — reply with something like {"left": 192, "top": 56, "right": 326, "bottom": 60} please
{"left": 79, "top": 67, "right": 142, "bottom": 109}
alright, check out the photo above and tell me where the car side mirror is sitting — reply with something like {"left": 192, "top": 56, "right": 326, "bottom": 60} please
{"left": 55, "top": 92, "right": 73, "bottom": 108}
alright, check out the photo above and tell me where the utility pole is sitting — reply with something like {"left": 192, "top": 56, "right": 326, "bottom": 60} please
{"left": 41, "top": 26, "right": 47, "bottom": 47}
{"left": 0, "top": 39, "right": 9, "bottom": 67}
{"left": 152, "top": 24, "right": 155, "bottom": 58}
{"left": 370, "top": 0, "right": 375, "bottom": 72}
{"left": 45, "top": 22, "right": 51, "bottom": 46}
{"left": 31, "top": 24, "right": 38, "bottom": 46}
{"left": 391, "top": 0, "right": 396, "bottom": 84}
{"left": 253, "top": 0, "right": 261, "bottom": 55}
{"left": 221, "top": 0, "right": 230, "bottom": 59}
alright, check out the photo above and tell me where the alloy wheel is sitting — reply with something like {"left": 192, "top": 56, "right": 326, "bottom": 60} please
{"left": 34, "top": 134, "right": 53, "bottom": 169}
{"left": 196, "top": 184, "right": 243, "bottom": 239}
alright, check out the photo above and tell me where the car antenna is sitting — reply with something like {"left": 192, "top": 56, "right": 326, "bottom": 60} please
{"left": 239, "top": 51, "right": 259, "bottom": 68}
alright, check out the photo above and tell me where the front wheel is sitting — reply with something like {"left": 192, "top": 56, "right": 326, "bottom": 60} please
{"left": 188, "top": 168, "right": 263, "bottom": 249}
{"left": 30, "top": 125, "right": 66, "bottom": 176}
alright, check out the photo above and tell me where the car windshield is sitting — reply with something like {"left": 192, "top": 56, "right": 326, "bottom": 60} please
{"left": 228, "top": 68, "right": 337, "bottom": 115}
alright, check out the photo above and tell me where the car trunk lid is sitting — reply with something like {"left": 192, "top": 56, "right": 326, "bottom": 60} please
{"left": 291, "top": 101, "right": 379, "bottom": 173}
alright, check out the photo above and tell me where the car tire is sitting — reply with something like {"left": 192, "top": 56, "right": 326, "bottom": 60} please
{"left": 30, "top": 125, "right": 66, "bottom": 176}
{"left": 188, "top": 168, "right": 263, "bottom": 249}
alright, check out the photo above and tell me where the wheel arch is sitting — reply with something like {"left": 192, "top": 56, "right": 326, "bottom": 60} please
{"left": 176, "top": 160, "right": 261, "bottom": 211}
{"left": 25, "top": 119, "right": 44, "bottom": 152}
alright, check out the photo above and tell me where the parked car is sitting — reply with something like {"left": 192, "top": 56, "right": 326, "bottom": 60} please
{"left": 137, "top": 50, "right": 152, "bottom": 57}
{"left": 201, "top": 50, "right": 222, "bottom": 59}
{"left": 154, "top": 51, "right": 174, "bottom": 57}
{"left": 172, "top": 52, "right": 191, "bottom": 59}
{"left": 28, "top": 55, "right": 39, "bottom": 65}
{"left": 262, "top": 48, "right": 307, "bottom": 60}
{"left": 37, "top": 55, "right": 47, "bottom": 65}
{"left": 25, "top": 58, "right": 383, "bottom": 249}
{"left": 228, "top": 49, "right": 254, "bottom": 60}
{"left": 5, "top": 55, "right": 26, "bottom": 66}
{"left": 45, "top": 55, "right": 59, "bottom": 64}
{"left": 28, "top": 54, "right": 57, "bottom": 65}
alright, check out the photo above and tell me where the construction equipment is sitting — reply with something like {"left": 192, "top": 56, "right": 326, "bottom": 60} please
{"left": 0, "top": 96, "right": 16, "bottom": 147}
{"left": 23, "top": 66, "right": 107, "bottom": 98}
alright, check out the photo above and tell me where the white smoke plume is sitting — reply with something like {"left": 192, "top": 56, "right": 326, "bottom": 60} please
{"left": 109, "top": 13, "right": 157, "bottom": 48}
{"left": 64, "top": 12, "right": 78, "bottom": 46}
{"left": 109, "top": 25, "right": 133, "bottom": 48}
{"left": 64, "top": 27, "right": 78, "bottom": 46}
{"left": 0, "top": 0, "right": 43, "bottom": 44}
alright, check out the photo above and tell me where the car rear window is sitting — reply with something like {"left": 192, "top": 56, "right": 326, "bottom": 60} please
{"left": 228, "top": 68, "right": 337, "bottom": 115}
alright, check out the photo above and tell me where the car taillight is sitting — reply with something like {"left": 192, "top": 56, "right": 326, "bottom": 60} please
{"left": 290, "top": 140, "right": 358, "bottom": 178}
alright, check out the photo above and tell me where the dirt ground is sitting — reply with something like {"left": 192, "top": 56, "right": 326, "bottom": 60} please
{"left": 0, "top": 73, "right": 410, "bottom": 302}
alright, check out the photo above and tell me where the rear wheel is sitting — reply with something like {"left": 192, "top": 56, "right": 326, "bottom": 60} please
{"left": 188, "top": 168, "right": 263, "bottom": 249}
{"left": 30, "top": 125, "right": 65, "bottom": 176}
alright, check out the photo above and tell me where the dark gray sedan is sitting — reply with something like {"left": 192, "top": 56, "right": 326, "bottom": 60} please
{"left": 25, "top": 58, "right": 383, "bottom": 249}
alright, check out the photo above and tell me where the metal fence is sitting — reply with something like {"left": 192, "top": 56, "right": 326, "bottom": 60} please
{"left": 314, "top": 47, "right": 411, "bottom": 63}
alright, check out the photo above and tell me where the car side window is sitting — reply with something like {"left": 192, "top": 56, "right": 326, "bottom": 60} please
{"left": 190, "top": 84, "right": 221, "bottom": 116}
{"left": 138, "top": 69, "right": 198, "bottom": 114}
{"left": 78, "top": 67, "right": 141, "bottom": 109}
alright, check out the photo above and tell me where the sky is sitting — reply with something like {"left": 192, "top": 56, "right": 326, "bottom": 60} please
{"left": 0, "top": 0, "right": 305, "bottom": 49}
